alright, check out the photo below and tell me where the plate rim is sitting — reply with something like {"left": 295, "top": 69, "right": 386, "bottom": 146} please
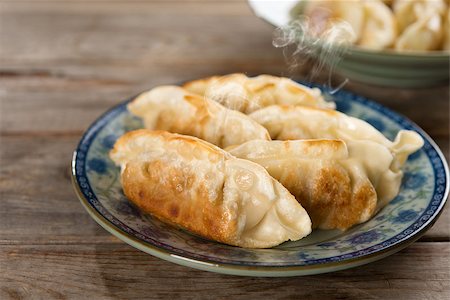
{"left": 71, "top": 85, "right": 449, "bottom": 276}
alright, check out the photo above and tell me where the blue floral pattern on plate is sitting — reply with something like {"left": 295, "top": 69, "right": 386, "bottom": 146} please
{"left": 72, "top": 84, "right": 449, "bottom": 276}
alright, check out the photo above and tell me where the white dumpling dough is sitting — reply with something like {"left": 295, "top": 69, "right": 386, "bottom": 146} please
{"left": 128, "top": 86, "right": 270, "bottom": 148}
{"left": 358, "top": 0, "right": 398, "bottom": 49}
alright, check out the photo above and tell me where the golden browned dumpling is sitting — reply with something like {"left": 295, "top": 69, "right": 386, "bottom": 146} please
{"left": 183, "top": 73, "right": 335, "bottom": 113}
{"left": 228, "top": 136, "right": 425, "bottom": 230}
{"left": 110, "top": 130, "right": 312, "bottom": 248}
{"left": 128, "top": 86, "right": 270, "bottom": 149}
{"left": 228, "top": 139, "right": 382, "bottom": 230}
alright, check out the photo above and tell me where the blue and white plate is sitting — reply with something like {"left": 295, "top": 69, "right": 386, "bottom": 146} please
{"left": 71, "top": 83, "right": 449, "bottom": 276}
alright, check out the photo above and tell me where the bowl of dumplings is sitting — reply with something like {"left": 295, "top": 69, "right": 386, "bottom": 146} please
{"left": 72, "top": 74, "right": 449, "bottom": 275}
{"left": 249, "top": 0, "right": 450, "bottom": 87}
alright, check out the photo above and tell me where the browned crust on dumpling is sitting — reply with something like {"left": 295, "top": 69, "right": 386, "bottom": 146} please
{"left": 110, "top": 129, "right": 226, "bottom": 161}
{"left": 182, "top": 94, "right": 215, "bottom": 128}
{"left": 149, "top": 93, "right": 213, "bottom": 138}
{"left": 183, "top": 74, "right": 333, "bottom": 113}
{"left": 111, "top": 130, "right": 313, "bottom": 247}
{"left": 227, "top": 139, "right": 378, "bottom": 230}
{"left": 182, "top": 74, "right": 243, "bottom": 95}
{"left": 121, "top": 160, "right": 238, "bottom": 245}
{"left": 282, "top": 139, "right": 345, "bottom": 155}
{"left": 113, "top": 130, "right": 238, "bottom": 245}
{"left": 129, "top": 86, "right": 271, "bottom": 149}
{"left": 250, "top": 82, "right": 276, "bottom": 93}
{"left": 182, "top": 76, "right": 213, "bottom": 93}
{"left": 301, "top": 166, "right": 377, "bottom": 230}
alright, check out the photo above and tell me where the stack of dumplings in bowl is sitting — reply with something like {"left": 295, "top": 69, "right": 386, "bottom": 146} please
{"left": 110, "top": 73, "right": 424, "bottom": 248}
{"left": 299, "top": 0, "right": 450, "bottom": 52}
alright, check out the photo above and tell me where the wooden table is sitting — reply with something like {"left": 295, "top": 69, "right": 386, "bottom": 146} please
{"left": 1, "top": 1, "right": 449, "bottom": 299}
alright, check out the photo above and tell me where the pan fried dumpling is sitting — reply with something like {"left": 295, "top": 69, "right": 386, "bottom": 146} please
{"left": 393, "top": 0, "right": 446, "bottom": 51}
{"left": 249, "top": 105, "right": 424, "bottom": 172}
{"left": 393, "top": 0, "right": 446, "bottom": 32}
{"left": 110, "top": 130, "right": 312, "bottom": 248}
{"left": 301, "top": 0, "right": 365, "bottom": 44}
{"left": 358, "top": 0, "right": 397, "bottom": 49}
{"left": 395, "top": 12, "right": 444, "bottom": 51}
{"left": 228, "top": 139, "right": 388, "bottom": 230}
{"left": 128, "top": 86, "right": 270, "bottom": 148}
{"left": 182, "top": 73, "right": 335, "bottom": 114}
{"left": 228, "top": 138, "right": 421, "bottom": 230}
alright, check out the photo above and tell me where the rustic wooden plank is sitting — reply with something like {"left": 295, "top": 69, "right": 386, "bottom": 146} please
{"left": 1, "top": 135, "right": 448, "bottom": 244}
{"left": 0, "top": 1, "right": 280, "bottom": 64}
{"left": 0, "top": 135, "right": 114, "bottom": 244}
{"left": 1, "top": 243, "right": 449, "bottom": 299}
{"left": 0, "top": 1, "right": 251, "bottom": 16}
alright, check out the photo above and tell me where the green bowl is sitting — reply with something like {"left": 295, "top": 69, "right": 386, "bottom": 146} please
{"left": 337, "top": 48, "right": 449, "bottom": 88}
{"left": 248, "top": 0, "right": 450, "bottom": 88}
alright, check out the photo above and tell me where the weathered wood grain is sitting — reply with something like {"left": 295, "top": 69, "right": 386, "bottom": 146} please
{"left": 0, "top": 2, "right": 281, "bottom": 66}
{"left": 1, "top": 243, "right": 449, "bottom": 300}
{"left": 0, "top": 135, "right": 114, "bottom": 244}
{"left": 1, "top": 135, "right": 448, "bottom": 244}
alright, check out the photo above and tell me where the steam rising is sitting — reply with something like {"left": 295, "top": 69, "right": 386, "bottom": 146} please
{"left": 273, "top": 15, "right": 355, "bottom": 93}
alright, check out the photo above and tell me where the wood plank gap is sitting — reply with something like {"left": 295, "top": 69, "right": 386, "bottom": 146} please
{"left": 0, "top": 69, "right": 64, "bottom": 78}
{"left": 419, "top": 236, "right": 450, "bottom": 243}
{"left": 0, "top": 130, "right": 84, "bottom": 137}
{"left": 0, "top": 241, "right": 122, "bottom": 246}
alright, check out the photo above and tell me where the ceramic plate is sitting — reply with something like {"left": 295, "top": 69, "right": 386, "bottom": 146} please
{"left": 72, "top": 84, "right": 449, "bottom": 276}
